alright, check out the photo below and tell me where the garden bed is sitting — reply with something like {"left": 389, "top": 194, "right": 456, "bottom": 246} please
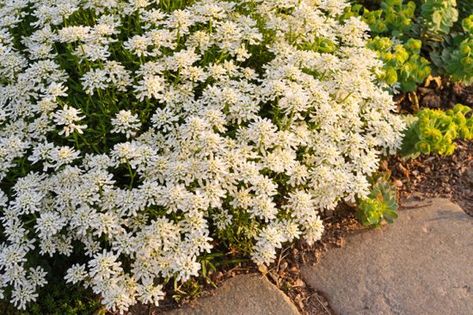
{"left": 0, "top": 0, "right": 472, "bottom": 314}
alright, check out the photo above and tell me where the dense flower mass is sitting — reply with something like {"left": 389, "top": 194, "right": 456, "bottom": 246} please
{"left": 0, "top": 0, "right": 405, "bottom": 312}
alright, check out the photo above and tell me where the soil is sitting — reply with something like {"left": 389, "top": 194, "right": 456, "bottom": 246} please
{"left": 389, "top": 140, "right": 473, "bottom": 216}
{"left": 397, "top": 78, "right": 473, "bottom": 113}
{"left": 263, "top": 205, "right": 362, "bottom": 315}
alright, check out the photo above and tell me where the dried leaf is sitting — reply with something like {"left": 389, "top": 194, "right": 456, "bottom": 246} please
{"left": 408, "top": 92, "right": 420, "bottom": 112}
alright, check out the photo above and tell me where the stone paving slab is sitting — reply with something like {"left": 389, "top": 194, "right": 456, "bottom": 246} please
{"left": 166, "top": 273, "right": 300, "bottom": 315}
{"left": 302, "top": 198, "right": 473, "bottom": 315}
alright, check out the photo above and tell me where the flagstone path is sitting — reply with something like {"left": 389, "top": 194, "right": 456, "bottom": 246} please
{"left": 302, "top": 198, "right": 473, "bottom": 315}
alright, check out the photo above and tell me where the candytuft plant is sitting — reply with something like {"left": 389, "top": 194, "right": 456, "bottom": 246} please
{"left": 0, "top": 0, "right": 405, "bottom": 312}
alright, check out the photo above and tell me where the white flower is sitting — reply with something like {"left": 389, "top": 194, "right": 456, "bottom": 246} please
{"left": 11, "top": 283, "right": 38, "bottom": 310}
{"left": 136, "top": 279, "right": 165, "bottom": 306}
{"left": 43, "top": 82, "right": 68, "bottom": 99}
{"left": 58, "top": 26, "right": 91, "bottom": 43}
{"left": 28, "top": 267, "right": 47, "bottom": 288}
{"left": 34, "top": 212, "right": 66, "bottom": 238}
{"left": 151, "top": 107, "right": 178, "bottom": 132}
{"left": 81, "top": 69, "right": 108, "bottom": 95}
{"left": 46, "top": 146, "right": 80, "bottom": 170}
{"left": 124, "top": 35, "right": 153, "bottom": 57}
{"left": 65, "top": 264, "right": 88, "bottom": 284}
{"left": 135, "top": 75, "right": 165, "bottom": 101}
{"left": 111, "top": 110, "right": 141, "bottom": 138}
{"left": 52, "top": 105, "right": 87, "bottom": 136}
{"left": 88, "top": 250, "right": 122, "bottom": 281}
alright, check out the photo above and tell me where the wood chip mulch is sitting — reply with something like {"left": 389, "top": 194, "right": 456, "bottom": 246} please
{"left": 389, "top": 140, "right": 473, "bottom": 216}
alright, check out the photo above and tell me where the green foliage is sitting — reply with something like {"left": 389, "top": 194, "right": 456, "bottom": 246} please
{"left": 431, "top": 15, "right": 473, "bottom": 84}
{"left": 420, "top": 0, "right": 459, "bottom": 37}
{"left": 440, "top": 38, "right": 473, "bottom": 83}
{"left": 357, "top": 176, "right": 399, "bottom": 228}
{"left": 458, "top": 0, "right": 473, "bottom": 19}
{"left": 158, "top": 0, "right": 195, "bottom": 12}
{"left": 351, "top": 0, "right": 473, "bottom": 88}
{"left": 360, "top": 0, "right": 417, "bottom": 38}
{"left": 1, "top": 284, "right": 102, "bottom": 315}
{"left": 344, "top": 1, "right": 432, "bottom": 91}
{"left": 367, "top": 37, "right": 431, "bottom": 92}
{"left": 400, "top": 104, "right": 473, "bottom": 157}
{"left": 463, "top": 14, "right": 473, "bottom": 33}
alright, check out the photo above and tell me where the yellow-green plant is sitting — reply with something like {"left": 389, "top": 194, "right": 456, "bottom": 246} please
{"left": 401, "top": 104, "right": 473, "bottom": 157}
{"left": 361, "top": 0, "right": 417, "bottom": 37}
{"left": 350, "top": 0, "right": 473, "bottom": 89}
{"left": 368, "top": 37, "right": 431, "bottom": 92}
{"left": 357, "top": 176, "right": 398, "bottom": 228}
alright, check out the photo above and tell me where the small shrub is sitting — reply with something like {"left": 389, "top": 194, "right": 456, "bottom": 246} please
{"left": 400, "top": 104, "right": 473, "bottom": 157}
{"left": 432, "top": 15, "right": 473, "bottom": 84}
{"left": 351, "top": 0, "right": 473, "bottom": 89}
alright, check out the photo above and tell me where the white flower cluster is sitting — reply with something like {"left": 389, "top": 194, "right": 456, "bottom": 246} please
{"left": 0, "top": 0, "right": 405, "bottom": 312}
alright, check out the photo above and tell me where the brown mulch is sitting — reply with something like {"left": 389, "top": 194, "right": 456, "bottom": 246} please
{"left": 263, "top": 206, "right": 362, "bottom": 315}
{"left": 393, "top": 79, "right": 473, "bottom": 216}
{"left": 389, "top": 140, "right": 473, "bottom": 216}
{"left": 397, "top": 78, "right": 473, "bottom": 113}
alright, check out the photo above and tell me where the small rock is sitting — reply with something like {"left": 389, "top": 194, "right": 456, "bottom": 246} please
{"left": 166, "top": 274, "right": 300, "bottom": 315}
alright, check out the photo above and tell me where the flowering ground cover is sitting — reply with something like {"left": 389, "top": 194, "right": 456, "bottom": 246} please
{"left": 0, "top": 0, "right": 408, "bottom": 313}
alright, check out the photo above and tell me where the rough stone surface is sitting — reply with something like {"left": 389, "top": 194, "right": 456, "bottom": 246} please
{"left": 166, "top": 274, "right": 300, "bottom": 315}
{"left": 302, "top": 198, "right": 473, "bottom": 315}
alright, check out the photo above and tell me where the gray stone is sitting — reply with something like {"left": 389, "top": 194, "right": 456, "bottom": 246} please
{"left": 302, "top": 198, "right": 473, "bottom": 315}
{"left": 166, "top": 273, "right": 300, "bottom": 315}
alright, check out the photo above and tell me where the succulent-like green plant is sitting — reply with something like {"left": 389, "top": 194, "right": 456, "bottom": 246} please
{"left": 420, "top": 0, "right": 459, "bottom": 38}
{"left": 368, "top": 36, "right": 431, "bottom": 92}
{"left": 431, "top": 15, "right": 473, "bottom": 84}
{"left": 357, "top": 177, "right": 398, "bottom": 228}
{"left": 349, "top": 0, "right": 473, "bottom": 88}
{"left": 356, "top": 0, "right": 417, "bottom": 38}
{"left": 401, "top": 104, "right": 473, "bottom": 157}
